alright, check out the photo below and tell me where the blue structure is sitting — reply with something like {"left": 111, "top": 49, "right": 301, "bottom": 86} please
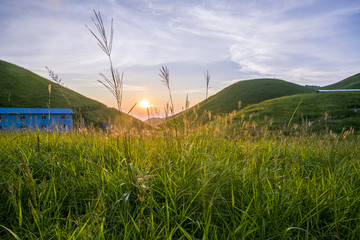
{"left": 0, "top": 108, "right": 74, "bottom": 131}
{"left": 317, "top": 89, "right": 360, "bottom": 93}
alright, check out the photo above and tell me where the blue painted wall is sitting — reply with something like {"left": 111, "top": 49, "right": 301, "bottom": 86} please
{"left": 0, "top": 108, "right": 73, "bottom": 131}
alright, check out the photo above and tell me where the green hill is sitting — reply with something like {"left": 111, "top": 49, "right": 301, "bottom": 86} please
{"left": 201, "top": 78, "right": 315, "bottom": 114}
{"left": 169, "top": 78, "right": 315, "bottom": 124}
{"left": 322, "top": 73, "right": 360, "bottom": 89}
{"left": 233, "top": 92, "right": 360, "bottom": 132}
{"left": 0, "top": 60, "right": 146, "bottom": 129}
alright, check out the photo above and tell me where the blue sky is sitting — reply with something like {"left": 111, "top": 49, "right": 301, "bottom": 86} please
{"left": 1, "top": 0, "right": 360, "bottom": 119}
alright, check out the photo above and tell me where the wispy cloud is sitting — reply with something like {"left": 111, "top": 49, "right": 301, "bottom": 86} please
{"left": 170, "top": 0, "right": 360, "bottom": 84}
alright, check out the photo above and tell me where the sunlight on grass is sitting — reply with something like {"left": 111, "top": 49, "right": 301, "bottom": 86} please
{"left": 0, "top": 116, "right": 359, "bottom": 239}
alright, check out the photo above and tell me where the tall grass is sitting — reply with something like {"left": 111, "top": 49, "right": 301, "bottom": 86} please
{"left": 46, "top": 66, "right": 71, "bottom": 107}
{"left": 0, "top": 119, "right": 359, "bottom": 239}
{"left": 160, "top": 66, "right": 174, "bottom": 117}
{"left": 86, "top": 10, "right": 124, "bottom": 112}
{"left": 205, "top": 70, "right": 210, "bottom": 100}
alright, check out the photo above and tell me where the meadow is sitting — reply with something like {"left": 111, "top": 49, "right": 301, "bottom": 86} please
{"left": 1, "top": 118, "right": 360, "bottom": 240}
{"left": 1, "top": 9, "right": 360, "bottom": 239}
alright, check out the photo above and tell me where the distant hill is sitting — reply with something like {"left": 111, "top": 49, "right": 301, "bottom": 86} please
{"left": 171, "top": 78, "right": 315, "bottom": 123}
{"left": 168, "top": 75, "right": 360, "bottom": 132}
{"left": 200, "top": 78, "right": 315, "bottom": 114}
{"left": 0, "top": 60, "right": 146, "bottom": 129}
{"left": 145, "top": 117, "right": 164, "bottom": 125}
{"left": 233, "top": 92, "right": 360, "bottom": 132}
{"left": 322, "top": 73, "right": 360, "bottom": 90}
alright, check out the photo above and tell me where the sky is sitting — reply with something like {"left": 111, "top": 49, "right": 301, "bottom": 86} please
{"left": 1, "top": 0, "right": 360, "bottom": 120}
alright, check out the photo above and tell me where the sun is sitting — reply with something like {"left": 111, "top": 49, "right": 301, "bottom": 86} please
{"left": 139, "top": 99, "right": 150, "bottom": 108}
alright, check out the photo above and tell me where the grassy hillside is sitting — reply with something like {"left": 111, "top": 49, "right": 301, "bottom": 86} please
{"left": 0, "top": 60, "right": 146, "bottom": 128}
{"left": 233, "top": 92, "right": 360, "bottom": 132}
{"left": 322, "top": 73, "right": 360, "bottom": 89}
{"left": 200, "top": 78, "right": 315, "bottom": 114}
{"left": 167, "top": 78, "right": 315, "bottom": 125}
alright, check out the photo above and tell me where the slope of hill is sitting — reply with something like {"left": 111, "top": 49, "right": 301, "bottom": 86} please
{"left": 169, "top": 78, "right": 315, "bottom": 125}
{"left": 145, "top": 117, "right": 164, "bottom": 125}
{"left": 201, "top": 78, "right": 315, "bottom": 115}
{"left": 0, "top": 60, "right": 146, "bottom": 128}
{"left": 233, "top": 92, "right": 360, "bottom": 132}
{"left": 322, "top": 73, "right": 360, "bottom": 89}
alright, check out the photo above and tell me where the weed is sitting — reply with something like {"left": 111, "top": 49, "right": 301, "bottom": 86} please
{"left": 86, "top": 10, "right": 124, "bottom": 113}
{"left": 159, "top": 66, "right": 174, "bottom": 116}
{"left": 205, "top": 70, "right": 211, "bottom": 99}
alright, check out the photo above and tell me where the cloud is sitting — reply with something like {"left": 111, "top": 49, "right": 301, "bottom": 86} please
{"left": 47, "top": 0, "right": 62, "bottom": 5}
{"left": 177, "top": 0, "right": 360, "bottom": 84}
{"left": 3, "top": 0, "right": 359, "bottom": 82}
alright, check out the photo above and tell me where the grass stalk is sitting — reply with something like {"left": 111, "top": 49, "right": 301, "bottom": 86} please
{"left": 205, "top": 70, "right": 210, "bottom": 99}
{"left": 287, "top": 99, "right": 303, "bottom": 127}
{"left": 86, "top": 10, "right": 123, "bottom": 113}
{"left": 159, "top": 66, "right": 174, "bottom": 116}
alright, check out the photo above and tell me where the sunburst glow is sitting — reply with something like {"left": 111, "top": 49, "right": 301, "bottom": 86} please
{"left": 140, "top": 99, "right": 150, "bottom": 108}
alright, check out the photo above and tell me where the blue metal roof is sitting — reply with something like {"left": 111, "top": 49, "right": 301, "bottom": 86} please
{"left": 317, "top": 89, "right": 360, "bottom": 93}
{"left": 0, "top": 108, "right": 74, "bottom": 115}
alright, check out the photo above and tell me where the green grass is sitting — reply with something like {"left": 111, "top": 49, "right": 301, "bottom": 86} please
{"left": 166, "top": 75, "right": 360, "bottom": 129}
{"left": 232, "top": 92, "right": 360, "bottom": 132}
{"left": 0, "top": 60, "right": 145, "bottom": 128}
{"left": 0, "top": 123, "right": 359, "bottom": 239}
{"left": 322, "top": 73, "right": 360, "bottom": 90}
{"left": 181, "top": 78, "right": 315, "bottom": 118}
